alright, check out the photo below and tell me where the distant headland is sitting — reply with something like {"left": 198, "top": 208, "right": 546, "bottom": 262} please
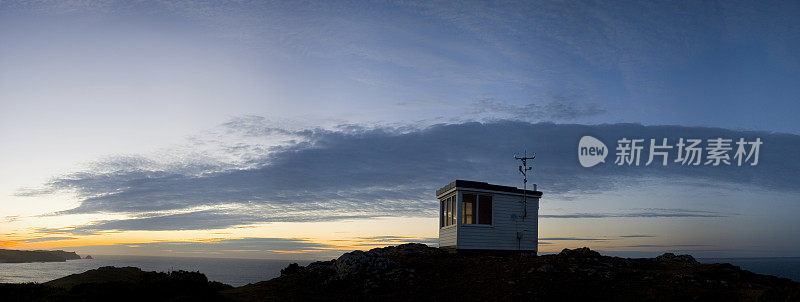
{"left": 0, "top": 248, "right": 81, "bottom": 263}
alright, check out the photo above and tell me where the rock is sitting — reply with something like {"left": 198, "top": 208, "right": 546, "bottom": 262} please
{"left": 280, "top": 263, "right": 301, "bottom": 276}
{"left": 656, "top": 253, "right": 698, "bottom": 263}
{"left": 333, "top": 250, "right": 397, "bottom": 279}
{"left": 367, "top": 243, "right": 443, "bottom": 257}
{"left": 84, "top": 255, "right": 93, "bottom": 259}
{"left": 559, "top": 247, "right": 601, "bottom": 259}
{"left": 536, "top": 264, "right": 558, "bottom": 273}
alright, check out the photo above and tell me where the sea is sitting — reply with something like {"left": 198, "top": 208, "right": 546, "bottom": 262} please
{"left": 2, "top": 256, "right": 799, "bottom": 286}
{"left": 0, "top": 255, "right": 313, "bottom": 286}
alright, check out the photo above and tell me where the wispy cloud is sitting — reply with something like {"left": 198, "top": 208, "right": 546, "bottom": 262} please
{"left": 355, "top": 236, "right": 438, "bottom": 244}
{"left": 14, "top": 237, "right": 76, "bottom": 243}
{"left": 73, "top": 237, "right": 336, "bottom": 258}
{"left": 17, "top": 119, "right": 800, "bottom": 232}
{"left": 469, "top": 97, "right": 606, "bottom": 121}
{"left": 539, "top": 237, "right": 611, "bottom": 241}
{"left": 4, "top": 0, "right": 799, "bottom": 134}
{"left": 39, "top": 210, "right": 376, "bottom": 235}
{"left": 626, "top": 244, "right": 711, "bottom": 248}
{"left": 541, "top": 209, "right": 728, "bottom": 219}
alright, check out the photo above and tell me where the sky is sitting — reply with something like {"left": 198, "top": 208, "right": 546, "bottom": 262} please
{"left": 0, "top": 0, "right": 799, "bottom": 259}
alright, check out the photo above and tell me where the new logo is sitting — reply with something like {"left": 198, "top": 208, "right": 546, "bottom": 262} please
{"left": 578, "top": 136, "right": 608, "bottom": 168}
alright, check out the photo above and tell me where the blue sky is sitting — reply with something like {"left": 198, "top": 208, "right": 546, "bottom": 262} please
{"left": 0, "top": 0, "right": 799, "bottom": 258}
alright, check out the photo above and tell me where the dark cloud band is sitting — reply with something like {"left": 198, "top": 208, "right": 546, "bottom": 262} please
{"left": 19, "top": 120, "right": 800, "bottom": 232}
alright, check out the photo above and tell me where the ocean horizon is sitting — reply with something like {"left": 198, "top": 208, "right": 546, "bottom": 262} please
{"left": 2, "top": 255, "right": 799, "bottom": 286}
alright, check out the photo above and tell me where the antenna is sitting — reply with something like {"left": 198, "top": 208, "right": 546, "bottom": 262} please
{"left": 514, "top": 150, "right": 536, "bottom": 221}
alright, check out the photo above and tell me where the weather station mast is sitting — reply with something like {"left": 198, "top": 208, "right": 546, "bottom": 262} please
{"left": 514, "top": 150, "right": 536, "bottom": 220}
{"left": 513, "top": 150, "right": 536, "bottom": 250}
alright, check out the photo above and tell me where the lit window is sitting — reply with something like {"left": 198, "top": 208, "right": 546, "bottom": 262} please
{"left": 462, "top": 194, "right": 476, "bottom": 224}
{"left": 447, "top": 197, "right": 453, "bottom": 225}
{"left": 457, "top": 193, "right": 493, "bottom": 225}
{"left": 442, "top": 193, "right": 492, "bottom": 227}
{"left": 440, "top": 195, "right": 458, "bottom": 227}
{"left": 450, "top": 196, "right": 455, "bottom": 226}
{"left": 440, "top": 198, "right": 445, "bottom": 227}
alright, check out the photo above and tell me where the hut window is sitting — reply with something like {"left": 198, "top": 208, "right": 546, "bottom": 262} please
{"left": 461, "top": 193, "right": 492, "bottom": 225}
{"left": 441, "top": 198, "right": 447, "bottom": 227}
{"left": 478, "top": 195, "right": 493, "bottom": 225}
{"left": 462, "top": 194, "right": 477, "bottom": 224}
{"left": 440, "top": 195, "right": 457, "bottom": 228}
{"left": 440, "top": 198, "right": 445, "bottom": 227}
{"left": 450, "top": 195, "right": 456, "bottom": 225}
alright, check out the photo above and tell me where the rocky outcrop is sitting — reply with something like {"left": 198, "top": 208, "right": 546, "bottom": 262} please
{"left": 655, "top": 252, "right": 698, "bottom": 263}
{"left": 0, "top": 249, "right": 81, "bottom": 263}
{"left": 558, "top": 246, "right": 602, "bottom": 259}
{"left": 326, "top": 244, "right": 439, "bottom": 280}
{"left": 275, "top": 243, "right": 440, "bottom": 289}
{"left": 225, "top": 244, "right": 800, "bottom": 301}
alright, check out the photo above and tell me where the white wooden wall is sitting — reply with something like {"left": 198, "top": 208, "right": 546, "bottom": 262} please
{"left": 438, "top": 225, "right": 458, "bottom": 248}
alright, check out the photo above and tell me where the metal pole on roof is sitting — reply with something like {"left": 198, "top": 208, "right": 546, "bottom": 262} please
{"left": 514, "top": 150, "right": 535, "bottom": 250}
{"left": 514, "top": 150, "right": 535, "bottom": 221}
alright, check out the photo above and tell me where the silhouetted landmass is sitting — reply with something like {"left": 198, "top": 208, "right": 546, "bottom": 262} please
{"left": 84, "top": 255, "right": 93, "bottom": 259}
{"left": 0, "top": 266, "right": 232, "bottom": 301}
{"left": 1, "top": 244, "right": 799, "bottom": 301}
{"left": 223, "top": 244, "right": 800, "bottom": 301}
{"left": 0, "top": 248, "right": 81, "bottom": 263}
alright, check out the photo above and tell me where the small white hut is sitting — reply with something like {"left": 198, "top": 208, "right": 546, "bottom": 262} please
{"left": 436, "top": 180, "right": 542, "bottom": 252}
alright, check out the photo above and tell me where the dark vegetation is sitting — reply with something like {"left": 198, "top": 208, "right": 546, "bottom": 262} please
{"left": 0, "top": 249, "right": 81, "bottom": 263}
{"left": 2, "top": 244, "right": 799, "bottom": 301}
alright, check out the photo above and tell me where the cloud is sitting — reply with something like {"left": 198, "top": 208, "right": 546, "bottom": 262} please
{"left": 2, "top": 216, "right": 20, "bottom": 223}
{"left": 15, "top": 237, "right": 76, "bottom": 243}
{"left": 75, "top": 237, "right": 335, "bottom": 258}
{"left": 539, "top": 237, "right": 610, "bottom": 241}
{"left": 470, "top": 97, "right": 606, "bottom": 121}
{"left": 619, "top": 235, "right": 656, "bottom": 238}
{"left": 356, "top": 236, "right": 438, "bottom": 244}
{"left": 540, "top": 209, "right": 728, "bottom": 219}
{"left": 626, "top": 244, "right": 711, "bottom": 248}
{"left": 19, "top": 119, "right": 800, "bottom": 232}
{"left": 41, "top": 210, "right": 376, "bottom": 235}
{"left": 346, "top": 236, "right": 439, "bottom": 247}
